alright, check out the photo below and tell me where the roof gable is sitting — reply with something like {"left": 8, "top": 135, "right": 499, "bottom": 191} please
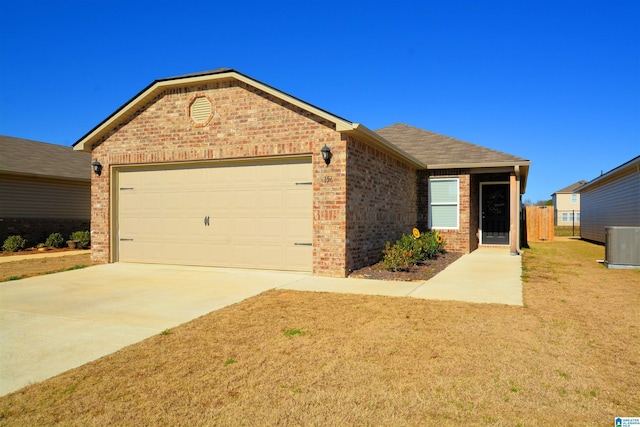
{"left": 72, "top": 69, "right": 424, "bottom": 168}
{"left": 0, "top": 135, "right": 91, "bottom": 181}
{"left": 375, "top": 123, "right": 529, "bottom": 168}
{"left": 73, "top": 68, "right": 356, "bottom": 152}
{"left": 552, "top": 180, "right": 588, "bottom": 195}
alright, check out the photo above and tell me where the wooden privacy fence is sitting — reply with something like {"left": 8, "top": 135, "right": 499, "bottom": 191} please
{"left": 525, "top": 206, "right": 555, "bottom": 242}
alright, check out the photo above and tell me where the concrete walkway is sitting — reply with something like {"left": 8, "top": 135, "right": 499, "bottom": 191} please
{"left": 409, "top": 247, "right": 523, "bottom": 305}
{"left": 0, "top": 247, "right": 521, "bottom": 395}
{"left": 280, "top": 247, "right": 523, "bottom": 305}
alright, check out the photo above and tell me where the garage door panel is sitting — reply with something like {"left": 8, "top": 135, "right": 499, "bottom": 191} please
{"left": 285, "top": 189, "right": 312, "bottom": 209}
{"left": 255, "top": 190, "right": 283, "bottom": 209}
{"left": 117, "top": 159, "right": 312, "bottom": 271}
{"left": 285, "top": 218, "right": 312, "bottom": 240}
{"left": 254, "top": 218, "right": 284, "bottom": 237}
{"left": 285, "top": 246, "right": 312, "bottom": 271}
{"left": 233, "top": 218, "right": 258, "bottom": 237}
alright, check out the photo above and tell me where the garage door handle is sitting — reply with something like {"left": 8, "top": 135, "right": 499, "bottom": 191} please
{"left": 294, "top": 243, "right": 312, "bottom": 246}
{"left": 204, "top": 216, "right": 210, "bottom": 226}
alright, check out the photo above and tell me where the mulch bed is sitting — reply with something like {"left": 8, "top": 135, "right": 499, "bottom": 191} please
{"left": 348, "top": 251, "right": 463, "bottom": 281}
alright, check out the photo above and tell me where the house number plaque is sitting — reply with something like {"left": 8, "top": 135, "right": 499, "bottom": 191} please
{"left": 322, "top": 176, "right": 333, "bottom": 183}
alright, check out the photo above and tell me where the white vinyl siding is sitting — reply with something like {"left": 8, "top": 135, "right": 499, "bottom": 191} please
{"left": 429, "top": 178, "right": 459, "bottom": 229}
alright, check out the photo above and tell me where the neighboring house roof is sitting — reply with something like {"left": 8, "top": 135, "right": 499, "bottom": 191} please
{"left": 73, "top": 68, "right": 424, "bottom": 168}
{"left": 576, "top": 155, "right": 640, "bottom": 193}
{"left": 552, "top": 180, "right": 588, "bottom": 196}
{"left": 0, "top": 135, "right": 91, "bottom": 182}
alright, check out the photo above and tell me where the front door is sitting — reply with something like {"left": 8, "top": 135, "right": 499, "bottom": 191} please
{"left": 482, "top": 184, "right": 510, "bottom": 245}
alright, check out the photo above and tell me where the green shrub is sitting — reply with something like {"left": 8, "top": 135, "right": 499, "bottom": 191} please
{"left": 2, "top": 235, "right": 28, "bottom": 252}
{"left": 382, "top": 228, "right": 445, "bottom": 271}
{"left": 45, "top": 232, "right": 65, "bottom": 248}
{"left": 382, "top": 234, "right": 420, "bottom": 271}
{"left": 69, "top": 231, "right": 91, "bottom": 249}
{"left": 414, "top": 229, "right": 445, "bottom": 260}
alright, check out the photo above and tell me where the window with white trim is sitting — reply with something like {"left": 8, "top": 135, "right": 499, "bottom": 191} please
{"left": 429, "top": 178, "right": 459, "bottom": 229}
{"left": 562, "top": 212, "right": 568, "bottom": 222}
{"left": 571, "top": 194, "right": 578, "bottom": 203}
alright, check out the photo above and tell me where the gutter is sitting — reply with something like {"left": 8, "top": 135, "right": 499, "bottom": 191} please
{"left": 427, "top": 161, "right": 531, "bottom": 170}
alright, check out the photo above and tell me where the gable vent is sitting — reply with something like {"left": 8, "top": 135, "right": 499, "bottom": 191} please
{"left": 189, "top": 96, "right": 213, "bottom": 125}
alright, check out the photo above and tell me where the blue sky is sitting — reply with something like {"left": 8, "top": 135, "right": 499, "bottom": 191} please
{"left": 1, "top": 0, "right": 638, "bottom": 203}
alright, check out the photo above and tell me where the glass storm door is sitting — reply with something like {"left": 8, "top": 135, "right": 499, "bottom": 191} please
{"left": 482, "top": 184, "right": 510, "bottom": 245}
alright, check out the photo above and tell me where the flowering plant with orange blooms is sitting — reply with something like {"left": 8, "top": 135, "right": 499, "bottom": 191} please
{"left": 382, "top": 228, "right": 446, "bottom": 271}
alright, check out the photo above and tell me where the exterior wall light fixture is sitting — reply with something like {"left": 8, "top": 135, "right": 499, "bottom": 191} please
{"left": 92, "top": 160, "right": 103, "bottom": 176}
{"left": 321, "top": 145, "right": 332, "bottom": 165}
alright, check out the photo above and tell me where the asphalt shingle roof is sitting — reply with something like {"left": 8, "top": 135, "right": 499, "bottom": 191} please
{"left": 553, "top": 180, "right": 588, "bottom": 194}
{"left": 0, "top": 135, "right": 91, "bottom": 181}
{"left": 375, "top": 123, "right": 528, "bottom": 167}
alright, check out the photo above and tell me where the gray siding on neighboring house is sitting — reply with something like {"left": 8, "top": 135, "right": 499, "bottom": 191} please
{"left": 580, "top": 158, "right": 640, "bottom": 243}
{"left": 0, "top": 174, "right": 90, "bottom": 220}
{"left": 0, "top": 135, "right": 92, "bottom": 244}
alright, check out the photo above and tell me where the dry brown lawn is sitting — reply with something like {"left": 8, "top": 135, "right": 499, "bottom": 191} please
{"left": 1, "top": 239, "right": 638, "bottom": 426}
{"left": 0, "top": 253, "right": 92, "bottom": 282}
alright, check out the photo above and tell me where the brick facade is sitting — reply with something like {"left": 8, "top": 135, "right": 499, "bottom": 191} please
{"left": 84, "top": 71, "right": 521, "bottom": 277}
{"left": 345, "top": 136, "right": 418, "bottom": 273}
{"left": 91, "top": 80, "right": 351, "bottom": 276}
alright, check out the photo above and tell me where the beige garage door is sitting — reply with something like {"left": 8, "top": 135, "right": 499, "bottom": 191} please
{"left": 116, "top": 158, "right": 312, "bottom": 271}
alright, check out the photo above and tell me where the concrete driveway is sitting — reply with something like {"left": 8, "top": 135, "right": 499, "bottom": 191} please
{"left": 0, "top": 248, "right": 522, "bottom": 396}
{"left": 0, "top": 263, "right": 309, "bottom": 396}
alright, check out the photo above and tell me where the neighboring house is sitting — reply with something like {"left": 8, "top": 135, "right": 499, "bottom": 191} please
{"left": 0, "top": 136, "right": 91, "bottom": 245}
{"left": 73, "top": 68, "right": 530, "bottom": 277}
{"left": 577, "top": 155, "right": 640, "bottom": 244}
{"left": 551, "top": 180, "right": 587, "bottom": 226}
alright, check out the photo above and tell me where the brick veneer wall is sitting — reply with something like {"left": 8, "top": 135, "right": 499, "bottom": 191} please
{"left": 345, "top": 137, "right": 418, "bottom": 273}
{"left": 90, "top": 80, "right": 347, "bottom": 276}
